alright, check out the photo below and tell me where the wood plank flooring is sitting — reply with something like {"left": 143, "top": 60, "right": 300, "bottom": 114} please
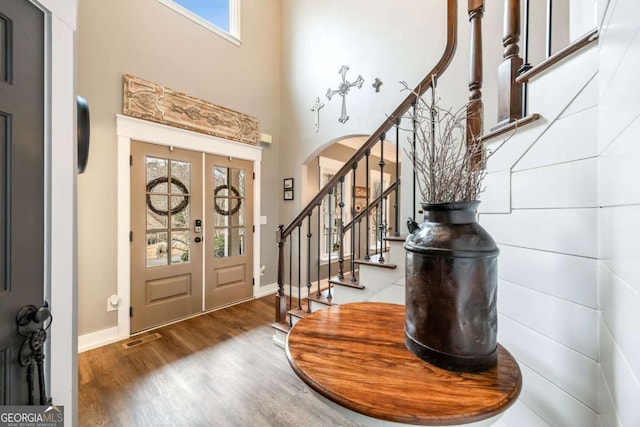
{"left": 78, "top": 296, "right": 362, "bottom": 426}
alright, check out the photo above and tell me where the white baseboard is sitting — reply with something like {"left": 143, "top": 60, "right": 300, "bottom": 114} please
{"left": 80, "top": 287, "right": 280, "bottom": 353}
{"left": 255, "top": 282, "right": 278, "bottom": 298}
{"left": 78, "top": 326, "right": 120, "bottom": 353}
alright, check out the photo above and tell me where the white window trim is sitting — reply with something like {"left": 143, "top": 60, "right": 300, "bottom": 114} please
{"left": 319, "top": 157, "right": 351, "bottom": 263}
{"left": 156, "top": 0, "right": 241, "bottom": 46}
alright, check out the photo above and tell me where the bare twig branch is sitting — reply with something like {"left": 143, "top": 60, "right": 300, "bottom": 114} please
{"left": 399, "top": 80, "right": 511, "bottom": 204}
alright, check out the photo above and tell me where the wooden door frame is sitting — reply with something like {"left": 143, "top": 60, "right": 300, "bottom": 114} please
{"left": 116, "top": 114, "right": 262, "bottom": 342}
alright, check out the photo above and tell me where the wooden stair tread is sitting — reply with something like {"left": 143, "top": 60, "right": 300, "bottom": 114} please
{"left": 353, "top": 254, "right": 396, "bottom": 269}
{"left": 307, "top": 290, "right": 337, "bottom": 306}
{"left": 384, "top": 234, "right": 407, "bottom": 242}
{"left": 271, "top": 322, "right": 291, "bottom": 334}
{"left": 288, "top": 308, "right": 310, "bottom": 319}
{"left": 328, "top": 275, "right": 365, "bottom": 289}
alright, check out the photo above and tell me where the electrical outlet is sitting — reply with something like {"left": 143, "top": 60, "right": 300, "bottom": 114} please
{"left": 107, "top": 295, "right": 119, "bottom": 312}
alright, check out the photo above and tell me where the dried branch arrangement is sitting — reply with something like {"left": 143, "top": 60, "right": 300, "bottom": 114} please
{"left": 401, "top": 80, "right": 489, "bottom": 204}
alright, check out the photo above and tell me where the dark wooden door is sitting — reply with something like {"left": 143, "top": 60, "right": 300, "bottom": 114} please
{"left": 0, "top": 0, "right": 45, "bottom": 405}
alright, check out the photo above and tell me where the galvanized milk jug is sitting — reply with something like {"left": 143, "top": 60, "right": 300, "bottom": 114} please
{"left": 404, "top": 201, "right": 499, "bottom": 372}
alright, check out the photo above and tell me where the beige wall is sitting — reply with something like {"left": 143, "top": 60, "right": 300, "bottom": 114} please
{"left": 76, "top": 0, "right": 585, "bottom": 338}
{"left": 77, "top": 0, "right": 281, "bottom": 335}
{"left": 277, "top": 0, "right": 512, "bottom": 226}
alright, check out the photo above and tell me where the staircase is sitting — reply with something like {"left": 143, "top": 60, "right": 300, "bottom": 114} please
{"left": 271, "top": 0, "right": 460, "bottom": 341}
{"left": 270, "top": 1, "right": 604, "bottom": 425}
{"left": 272, "top": 236, "right": 406, "bottom": 346}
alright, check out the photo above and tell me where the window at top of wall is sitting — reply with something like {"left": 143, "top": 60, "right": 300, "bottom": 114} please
{"left": 157, "top": 0, "right": 241, "bottom": 46}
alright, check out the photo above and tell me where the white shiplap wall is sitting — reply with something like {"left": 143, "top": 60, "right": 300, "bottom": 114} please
{"left": 597, "top": 0, "right": 640, "bottom": 426}
{"left": 480, "top": 44, "right": 601, "bottom": 425}
{"left": 481, "top": 1, "right": 640, "bottom": 424}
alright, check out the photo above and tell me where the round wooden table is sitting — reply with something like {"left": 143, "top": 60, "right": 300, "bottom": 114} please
{"left": 286, "top": 302, "right": 522, "bottom": 426}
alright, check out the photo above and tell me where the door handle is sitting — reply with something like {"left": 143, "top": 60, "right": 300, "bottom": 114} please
{"left": 15, "top": 302, "right": 52, "bottom": 405}
{"left": 16, "top": 303, "right": 51, "bottom": 328}
{"left": 194, "top": 237, "right": 202, "bottom": 243}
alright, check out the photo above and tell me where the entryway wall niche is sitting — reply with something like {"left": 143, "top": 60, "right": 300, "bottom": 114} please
{"left": 100, "top": 114, "right": 262, "bottom": 346}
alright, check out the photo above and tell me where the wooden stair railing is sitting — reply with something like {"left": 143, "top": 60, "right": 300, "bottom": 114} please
{"left": 493, "top": 0, "right": 597, "bottom": 132}
{"left": 275, "top": 0, "right": 459, "bottom": 325}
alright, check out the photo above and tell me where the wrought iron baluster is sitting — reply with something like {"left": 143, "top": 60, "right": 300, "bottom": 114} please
{"left": 412, "top": 100, "right": 417, "bottom": 218}
{"left": 351, "top": 162, "right": 357, "bottom": 282}
{"left": 327, "top": 188, "right": 333, "bottom": 299}
{"left": 378, "top": 133, "right": 386, "bottom": 263}
{"left": 337, "top": 177, "right": 345, "bottom": 280}
{"left": 306, "top": 212, "right": 312, "bottom": 313}
{"left": 297, "top": 224, "right": 302, "bottom": 310}
{"left": 357, "top": 218, "right": 362, "bottom": 260}
{"left": 394, "top": 117, "right": 400, "bottom": 236}
{"left": 365, "top": 149, "right": 371, "bottom": 260}
{"left": 384, "top": 194, "right": 389, "bottom": 253}
{"left": 276, "top": 225, "right": 286, "bottom": 323}
{"left": 546, "top": 0, "right": 553, "bottom": 58}
{"left": 288, "top": 236, "right": 293, "bottom": 327}
{"left": 316, "top": 201, "right": 322, "bottom": 297}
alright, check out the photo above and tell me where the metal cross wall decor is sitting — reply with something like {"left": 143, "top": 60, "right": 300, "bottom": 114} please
{"left": 372, "top": 78, "right": 383, "bottom": 92}
{"left": 326, "top": 65, "right": 364, "bottom": 124}
{"left": 311, "top": 97, "right": 324, "bottom": 132}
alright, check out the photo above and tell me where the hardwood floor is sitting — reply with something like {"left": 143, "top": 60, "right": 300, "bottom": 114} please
{"left": 78, "top": 296, "right": 362, "bottom": 426}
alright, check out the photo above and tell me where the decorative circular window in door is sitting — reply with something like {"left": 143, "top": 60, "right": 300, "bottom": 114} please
{"left": 146, "top": 176, "right": 190, "bottom": 216}
{"left": 145, "top": 157, "right": 192, "bottom": 267}
{"left": 213, "top": 184, "right": 242, "bottom": 216}
{"left": 213, "top": 167, "right": 246, "bottom": 258}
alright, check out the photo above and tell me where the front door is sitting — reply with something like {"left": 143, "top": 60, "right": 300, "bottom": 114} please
{"left": 130, "top": 146, "right": 254, "bottom": 332}
{"left": 0, "top": 0, "right": 45, "bottom": 405}
{"left": 205, "top": 155, "right": 253, "bottom": 310}
{"left": 130, "top": 142, "right": 204, "bottom": 333}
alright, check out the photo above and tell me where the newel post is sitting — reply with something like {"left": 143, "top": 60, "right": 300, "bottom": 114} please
{"left": 467, "top": 0, "right": 484, "bottom": 148}
{"left": 276, "top": 225, "right": 287, "bottom": 323}
{"left": 494, "top": 0, "right": 523, "bottom": 128}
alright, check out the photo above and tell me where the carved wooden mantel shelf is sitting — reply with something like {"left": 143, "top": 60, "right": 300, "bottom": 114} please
{"left": 287, "top": 302, "right": 522, "bottom": 426}
{"left": 123, "top": 74, "right": 258, "bottom": 145}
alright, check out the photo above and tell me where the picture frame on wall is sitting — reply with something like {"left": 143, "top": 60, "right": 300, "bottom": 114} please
{"left": 283, "top": 178, "right": 294, "bottom": 189}
{"left": 284, "top": 189, "right": 294, "bottom": 201}
{"left": 354, "top": 186, "right": 368, "bottom": 198}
